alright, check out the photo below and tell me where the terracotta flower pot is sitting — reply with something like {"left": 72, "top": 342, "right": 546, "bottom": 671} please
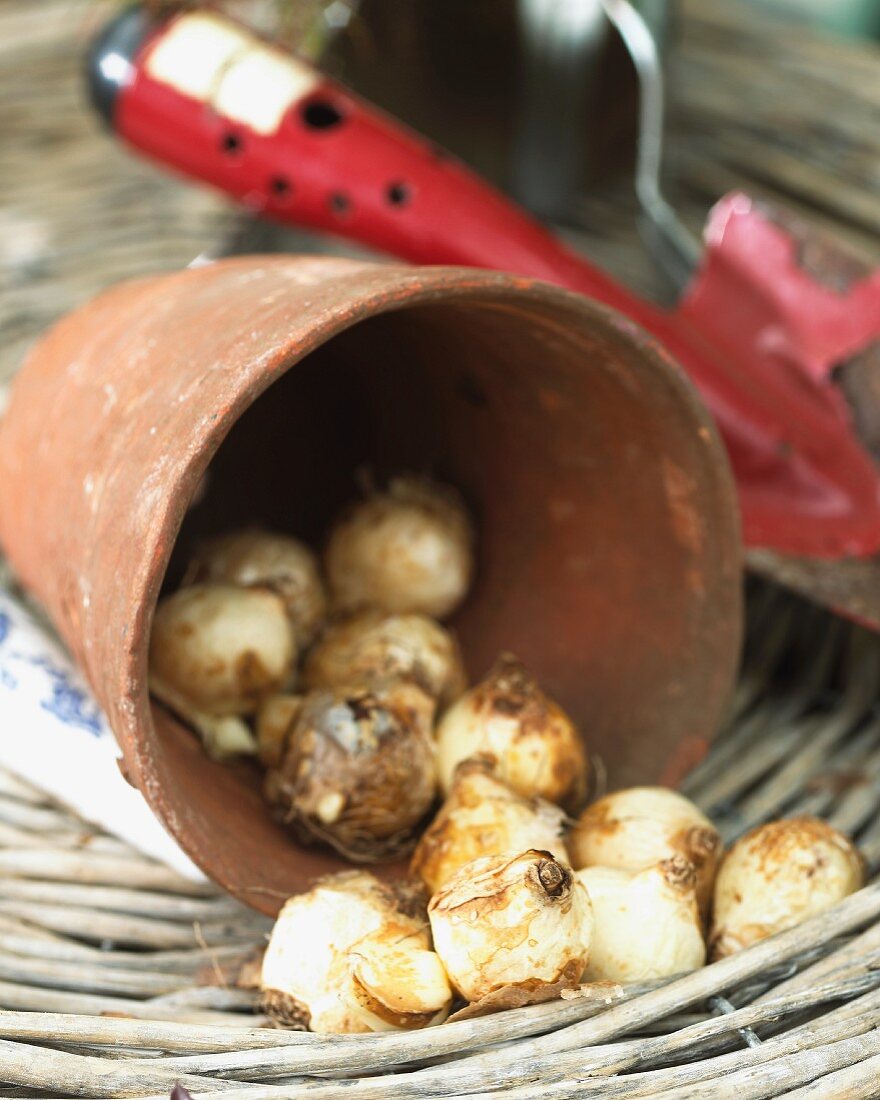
{"left": 0, "top": 256, "right": 741, "bottom": 913}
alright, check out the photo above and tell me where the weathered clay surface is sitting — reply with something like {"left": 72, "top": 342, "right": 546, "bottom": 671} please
{"left": 0, "top": 256, "right": 741, "bottom": 912}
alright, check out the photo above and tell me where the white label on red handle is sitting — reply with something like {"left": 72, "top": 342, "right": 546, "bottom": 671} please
{"left": 145, "top": 11, "right": 319, "bottom": 135}
{"left": 144, "top": 12, "right": 250, "bottom": 103}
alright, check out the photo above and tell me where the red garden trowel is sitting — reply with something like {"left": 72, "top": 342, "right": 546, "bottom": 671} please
{"left": 87, "top": 2, "right": 880, "bottom": 625}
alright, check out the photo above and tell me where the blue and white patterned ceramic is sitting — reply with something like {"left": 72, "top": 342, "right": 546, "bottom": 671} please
{"left": 0, "top": 586, "right": 203, "bottom": 880}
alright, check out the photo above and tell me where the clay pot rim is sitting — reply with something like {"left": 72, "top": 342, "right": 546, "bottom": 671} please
{"left": 119, "top": 256, "right": 741, "bottom": 878}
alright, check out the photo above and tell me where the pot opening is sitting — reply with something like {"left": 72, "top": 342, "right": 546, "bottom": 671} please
{"left": 144, "top": 292, "right": 735, "bottom": 909}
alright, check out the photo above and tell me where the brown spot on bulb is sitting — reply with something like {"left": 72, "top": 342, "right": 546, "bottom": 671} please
{"left": 493, "top": 695, "right": 526, "bottom": 717}
{"left": 683, "top": 825, "right": 721, "bottom": 863}
{"left": 235, "top": 649, "right": 271, "bottom": 696}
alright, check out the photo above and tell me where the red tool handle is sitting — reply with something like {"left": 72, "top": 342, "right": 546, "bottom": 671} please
{"left": 90, "top": 7, "right": 880, "bottom": 561}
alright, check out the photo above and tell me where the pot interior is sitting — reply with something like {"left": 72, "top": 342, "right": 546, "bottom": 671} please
{"left": 152, "top": 295, "right": 738, "bottom": 911}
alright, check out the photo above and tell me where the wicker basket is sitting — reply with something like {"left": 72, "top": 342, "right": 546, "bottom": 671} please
{"left": 1, "top": 581, "right": 880, "bottom": 1098}
{"left": 1, "top": 1, "right": 879, "bottom": 1096}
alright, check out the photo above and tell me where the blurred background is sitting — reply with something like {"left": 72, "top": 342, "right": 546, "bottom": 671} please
{"left": 770, "top": 0, "right": 880, "bottom": 38}
{"left": 1, "top": 0, "right": 878, "bottom": 397}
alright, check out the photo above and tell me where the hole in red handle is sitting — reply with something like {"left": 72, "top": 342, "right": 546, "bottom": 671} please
{"left": 270, "top": 176, "right": 293, "bottom": 199}
{"left": 220, "top": 132, "right": 243, "bottom": 156}
{"left": 301, "top": 99, "right": 344, "bottom": 131}
{"left": 386, "top": 182, "right": 410, "bottom": 207}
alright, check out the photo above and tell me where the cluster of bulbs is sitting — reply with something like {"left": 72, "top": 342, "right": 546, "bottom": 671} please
{"left": 148, "top": 475, "right": 864, "bottom": 1033}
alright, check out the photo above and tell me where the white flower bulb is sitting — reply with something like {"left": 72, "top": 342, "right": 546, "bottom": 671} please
{"left": 304, "top": 608, "right": 466, "bottom": 708}
{"left": 261, "top": 871, "right": 451, "bottom": 1033}
{"left": 576, "top": 859, "right": 706, "bottom": 982}
{"left": 264, "top": 681, "right": 438, "bottom": 861}
{"left": 324, "top": 476, "right": 474, "bottom": 619}
{"left": 434, "top": 655, "right": 589, "bottom": 812}
{"left": 411, "top": 759, "right": 568, "bottom": 895}
{"left": 710, "top": 817, "right": 864, "bottom": 959}
{"left": 428, "top": 850, "right": 592, "bottom": 1003}
{"left": 568, "top": 787, "right": 721, "bottom": 914}
{"left": 149, "top": 583, "right": 295, "bottom": 758}
{"left": 186, "top": 528, "right": 327, "bottom": 648}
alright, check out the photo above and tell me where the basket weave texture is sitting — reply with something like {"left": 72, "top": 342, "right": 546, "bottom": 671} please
{"left": 2, "top": 583, "right": 880, "bottom": 1096}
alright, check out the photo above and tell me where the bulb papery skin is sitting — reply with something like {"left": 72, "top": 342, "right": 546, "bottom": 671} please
{"left": 434, "top": 655, "right": 589, "bottom": 812}
{"left": 324, "top": 476, "right": 474, "bottom": 619}
{"left": 265, "top": 681, "right": 438, "bottom": 861}
{"left": 710, "top": 817, "right": 864, "bottom": 960}
{"left": 149, "top": 584, "right": 296, "bottom": 753}
{"left": 261, "top": 872, "right": 445, "bottom": 1033}
{"left": 186, "top": 528, "right": 327, "bottom": 647}
{"left": 255, "top": 694, "right": 303, "bottom": 769}
{"left": 568, "top": 787, "right": 722, "bottom": 915}
{"left": 304, "top": 608, "right": 466, "bottom": 708}
{"left": 345, "top": 923, "right": 453, "bottom": 1031}
{"left": 428, "top": 850, "right": 592, "bottom": 1002}
{"left": 576, "top": 858, "right": 706, "bottom": 982}
{"left": 412, "top": 759, "right": 569, "bottom": 895}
